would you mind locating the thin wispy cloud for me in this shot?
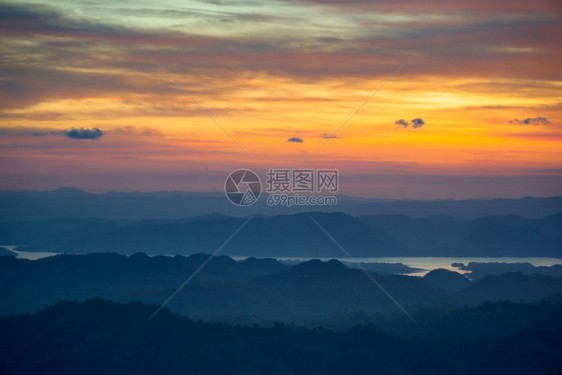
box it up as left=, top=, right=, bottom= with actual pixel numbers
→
left=509, top=117, right=550, bottom=125
left=321, top=133, right=341, bottom=139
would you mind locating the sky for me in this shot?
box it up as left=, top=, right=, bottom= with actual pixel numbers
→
left=0, top=0, right=561, bottom=199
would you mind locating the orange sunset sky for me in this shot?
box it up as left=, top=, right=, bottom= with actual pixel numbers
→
left=1, top=0, right=561, bottom=198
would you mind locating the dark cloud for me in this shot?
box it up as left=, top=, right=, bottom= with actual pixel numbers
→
left=395, top=118, right=425, bottom=129
left=321, top=133, right=340, bottom=139
left=509, top=117, right=550, bottom=125
left=63, top=128, right=104, bottom=140
left=411, top=118, right=425, bottom=128
left=394, top=119, right=409, bottom=128
left=287, top=137, right=304, bottom=143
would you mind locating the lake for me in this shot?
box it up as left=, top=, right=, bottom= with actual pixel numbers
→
left=234, top=256, right=562, bottom=276
left=5, top=247, right=562, bottom=276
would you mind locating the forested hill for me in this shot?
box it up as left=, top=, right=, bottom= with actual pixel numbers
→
left=3, top=254, right=562, bottom=324
left=1, top=299, right=561, bottom=375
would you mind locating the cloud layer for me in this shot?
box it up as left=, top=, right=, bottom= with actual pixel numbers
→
left=1, top=2, right=561, bottom=111
left=0, top=1, right=561, bottom=197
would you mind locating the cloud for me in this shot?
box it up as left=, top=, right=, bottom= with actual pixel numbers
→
left=394, top=119, right=409, bottom=128
left=509, top=117, right=550, bottom=125
left=395, top=118, right=425, bottom=129
left=411, top=118, right=425, bottom=128
left=63, top=128, right=104, bottom=140
left=287, top=137, right=304, bottom=143
left=321, top=133, right=340, bottom=139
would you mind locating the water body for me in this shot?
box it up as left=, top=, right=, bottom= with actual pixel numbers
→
left=5, top=248, right=562, bottom=277
left=237, top=256, right=562, bottom=276
left=1, top=246, right=59, bottom=261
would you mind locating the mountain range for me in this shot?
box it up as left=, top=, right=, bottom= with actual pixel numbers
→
left=3, top=253, right=562, bottom=324
left=2, top=211, right=561, bottom=257
left=2, top=188, right=562, bottom=221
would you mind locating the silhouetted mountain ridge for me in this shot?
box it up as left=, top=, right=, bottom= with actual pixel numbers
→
left=5, top=212, right=401, bottom=257
left=3, top=254, right=562, bottom=323
left=3, top=210, right=561, bottom=257
left=2, top=188, right=562, bottom=221
left=423, top=268, right=470, bottom=293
